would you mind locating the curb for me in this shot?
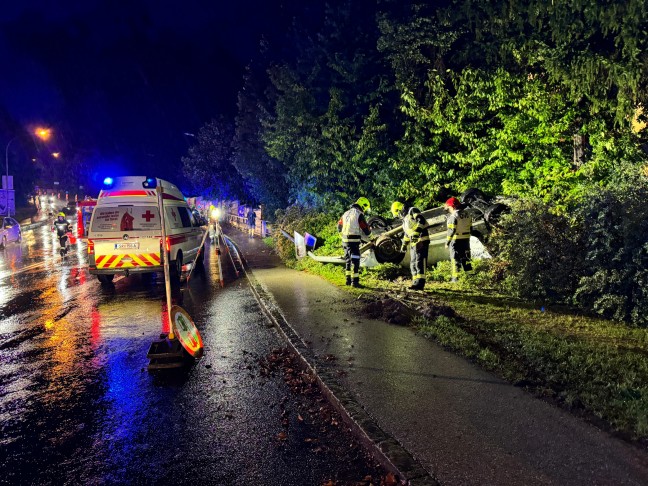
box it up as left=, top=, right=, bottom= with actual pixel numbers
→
left=229, top=237, right=439, bottom=486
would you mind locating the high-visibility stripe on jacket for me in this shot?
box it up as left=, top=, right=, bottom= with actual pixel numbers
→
left=447, top=209, right=472, bottom=241
left=402, top=213, right=429, bottom=244
left=337, top=205, right=370, bottom=243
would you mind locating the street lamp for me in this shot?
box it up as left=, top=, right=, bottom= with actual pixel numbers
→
left=35, top=127, right=52, bottom=141
left=4, top=137, right=16, bottom=216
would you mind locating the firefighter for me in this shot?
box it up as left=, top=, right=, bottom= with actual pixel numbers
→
left=390, top=201, right=406, bottom=219
left=444, top=197, right=473, bottom=282
left=401, top=207, right=429, bottom=290
left=52, top=212, right=72, bottom=254
left=337, top=197, right=371, bottom=288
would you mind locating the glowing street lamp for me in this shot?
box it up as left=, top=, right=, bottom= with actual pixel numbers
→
left=52, top=152, right=61, bottom=159
left=35, top=127, right=52, bottom=141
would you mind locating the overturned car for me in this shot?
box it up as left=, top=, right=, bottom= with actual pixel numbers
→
left=306, top=188, right=508, bottom=268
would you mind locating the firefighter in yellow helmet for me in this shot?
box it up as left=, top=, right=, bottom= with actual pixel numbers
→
left=444, top=197, right=473, bottom=282
left=390, top=201, right=405, bottom=219
left=401, top=207, right=430, bottom=290
left=337, top=197, right=371, bottom=287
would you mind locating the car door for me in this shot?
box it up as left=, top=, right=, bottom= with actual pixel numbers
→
left=3, top=218, right=17, bottom=242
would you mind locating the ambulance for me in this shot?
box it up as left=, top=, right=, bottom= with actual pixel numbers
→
left=87, top=176, right=205, bottom=284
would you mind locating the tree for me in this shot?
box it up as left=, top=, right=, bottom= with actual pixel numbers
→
left=182, top=118, right=245, bottom=201
left=376, top=0, right=648, bottom=208
left=233, top=62, right=290, bottom=219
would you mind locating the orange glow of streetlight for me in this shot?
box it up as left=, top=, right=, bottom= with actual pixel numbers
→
left=52, top=152, right=61, bottom=158
left=35, top=127, right=52, bottom=141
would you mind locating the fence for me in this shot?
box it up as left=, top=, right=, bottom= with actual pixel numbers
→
left=226, top=213, right=272, bottom=238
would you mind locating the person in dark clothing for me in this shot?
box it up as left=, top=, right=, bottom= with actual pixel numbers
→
left=52, top=212, right=72, bottom=254
left=444, top=197, right=473, bottom=282
left=337, top=197, right=371, bottom=288
left=401, top=207, right=430, bottom=290
left=246, top=209, right=256, bottom=237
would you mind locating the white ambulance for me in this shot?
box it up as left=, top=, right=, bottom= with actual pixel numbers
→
left=87, top=176, right=205, bottom=284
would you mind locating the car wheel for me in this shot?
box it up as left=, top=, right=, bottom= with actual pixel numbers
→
left=97, top=274, right=115, bottom=284
left=460, top=188, right=487, bottom=205
left=0, top=236, right=6, bottom=250
left=373, top=235, right=406, bottom=264
left=484, top=203, right=509, bottom=225
left=367, top=216, right=389, bottom=232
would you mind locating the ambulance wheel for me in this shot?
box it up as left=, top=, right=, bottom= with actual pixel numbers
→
left=171, top=252, right=183, bottom=279
left=97, top=274, right=114, bottom=284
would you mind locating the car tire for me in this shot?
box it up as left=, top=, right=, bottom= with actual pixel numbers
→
left=367, top=216, right=389, bottom=232
left=484, top=203, right=509, bottom=225
left=97, top=274, right=114, bottom=284
left=171, top=251, right=183, bottom=280
left=460, top=188, right=487, bottom=205
left=0, top=236, right=6, bottom=250
left=373, top=235, right=406, bottom=264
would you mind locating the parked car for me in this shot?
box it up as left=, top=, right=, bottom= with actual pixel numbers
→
left=0, top=216, right=22, bottom=249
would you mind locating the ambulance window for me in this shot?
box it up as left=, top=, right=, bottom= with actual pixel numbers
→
left=176, top=207, right=193, bottom=228
left=91, top=206, right=160, bottom=232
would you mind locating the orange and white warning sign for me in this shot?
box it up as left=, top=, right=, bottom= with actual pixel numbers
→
left=171, top=305, right=204, bottom=358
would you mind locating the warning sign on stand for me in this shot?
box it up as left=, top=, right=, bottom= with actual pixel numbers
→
left=171, top=305, right=204, bottom=358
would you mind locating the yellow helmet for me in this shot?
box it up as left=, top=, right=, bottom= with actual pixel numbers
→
left=58, top=212, right=65, bottom=218
left=390, top=201, right=404, bottom=217
left=355, top=197, right=370, bottom=213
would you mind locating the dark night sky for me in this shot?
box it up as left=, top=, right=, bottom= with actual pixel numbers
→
left=0, top=0, right=294, bottom=188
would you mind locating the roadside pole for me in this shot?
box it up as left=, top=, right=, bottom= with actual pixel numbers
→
left=186, top=224, right=209, bottom=285
left=216, top=222, right=224, bottom=287
left=157, top=184, right=175, bottom=340
left=147, top=180, right=204, bottom=369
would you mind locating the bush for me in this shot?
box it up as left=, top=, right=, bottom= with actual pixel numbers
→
left=272, top=204, right=339, bottom=264
left=488, top=199, right=584, bottom=302
left=573, top=187, right=648, bottom=327
left=487, top=185, right=648, bottom=327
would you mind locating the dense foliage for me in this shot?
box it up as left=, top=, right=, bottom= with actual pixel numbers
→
left=181, top=118, right=245, bottom=201
left=490, top=179, right=648, bottom=327
left=574, top=186, right=648, bottom=326
left=180, top=0, right=648, bottom=325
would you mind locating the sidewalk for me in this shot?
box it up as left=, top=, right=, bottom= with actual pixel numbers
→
left=226, top=227, right=648, bottom=486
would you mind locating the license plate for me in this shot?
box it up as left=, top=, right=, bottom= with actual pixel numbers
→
left=115, top=242, right=139, bottom=249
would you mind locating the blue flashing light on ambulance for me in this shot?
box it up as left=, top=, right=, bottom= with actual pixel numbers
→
left=87, top=176, right=205, bottom=284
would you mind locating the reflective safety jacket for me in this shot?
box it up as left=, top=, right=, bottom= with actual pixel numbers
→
left=337, top=204, right=370, bottom=243
left=53, top=219, right=71, bottom=237
left=446, top=208, right=472, bottom=241
left=402, top=212, right=429, bottom=245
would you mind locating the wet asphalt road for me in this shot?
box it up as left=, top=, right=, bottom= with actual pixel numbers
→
left=0, top=225, right=384, bottom=485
